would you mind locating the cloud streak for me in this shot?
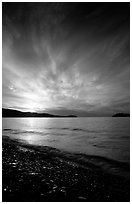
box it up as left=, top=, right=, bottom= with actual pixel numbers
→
left=2, top=3, right=130, bottom=116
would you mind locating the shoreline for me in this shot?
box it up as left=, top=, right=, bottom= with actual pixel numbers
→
left=2, top=136, right=130, bottom=202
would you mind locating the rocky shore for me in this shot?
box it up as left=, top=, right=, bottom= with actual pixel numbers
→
left=2, top=137, right=130, bottom=202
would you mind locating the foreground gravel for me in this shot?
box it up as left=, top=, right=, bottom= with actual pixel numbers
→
left=2, top=137, right=130, bottom=202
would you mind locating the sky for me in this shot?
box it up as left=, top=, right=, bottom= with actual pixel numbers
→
left=2, top=2, right=130, bottom=116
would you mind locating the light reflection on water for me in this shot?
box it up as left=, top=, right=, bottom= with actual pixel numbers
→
left=2, top=117, right=130, bottom=163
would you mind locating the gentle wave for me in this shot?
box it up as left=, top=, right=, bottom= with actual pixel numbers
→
left=2, top=136, right=130, bottom=180
left=3, top=127, right=101, bottom=134
left=3, top=129, right=68, bottom=138
left=3, top=127, right=128, bottom=134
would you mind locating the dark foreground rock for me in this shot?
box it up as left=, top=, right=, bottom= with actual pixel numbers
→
left=2, top=137, right=130, bottom=202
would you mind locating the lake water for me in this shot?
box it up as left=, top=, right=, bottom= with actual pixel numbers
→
left=2, top=117, right=130, bottom=163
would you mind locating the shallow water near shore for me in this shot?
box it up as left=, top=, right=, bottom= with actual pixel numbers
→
left=2, top=117, right=130, bottom=163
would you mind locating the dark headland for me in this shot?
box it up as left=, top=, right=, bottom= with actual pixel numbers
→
left=2, top=108, right=77, bottom=118
left=112, top=113, right=130, bottom=117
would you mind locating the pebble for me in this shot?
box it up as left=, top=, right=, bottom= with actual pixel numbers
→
left=53, top=185, right=57, bottom=189
left=78, top=196, right=87, bottom=200
left=48, top=191, right=52, bottom=194
left=29, top=172, right=36, bottom=175
left=60, top=189, right=66, bottom=193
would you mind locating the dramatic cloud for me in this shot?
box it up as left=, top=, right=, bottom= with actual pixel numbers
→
left=2, top=3, right=130, bottom=116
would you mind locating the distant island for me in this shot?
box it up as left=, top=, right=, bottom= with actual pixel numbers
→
left=112, top=113, right=130, bottom=117
left=2, top=108, right=77, bottom=118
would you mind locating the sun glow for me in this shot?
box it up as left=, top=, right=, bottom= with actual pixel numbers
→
left=25, top=101, right=40, bottom=113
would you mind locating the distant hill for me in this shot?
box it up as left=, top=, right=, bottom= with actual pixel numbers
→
left=112, top=113, right=130, bottom=117
left=2, top=108, right=77, bottom=118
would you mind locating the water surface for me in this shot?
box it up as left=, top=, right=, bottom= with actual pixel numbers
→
left=2, top=117, right=130, bottom=163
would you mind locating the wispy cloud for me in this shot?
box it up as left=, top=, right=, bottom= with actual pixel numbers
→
left=2, top=3, right=130, bottom=115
